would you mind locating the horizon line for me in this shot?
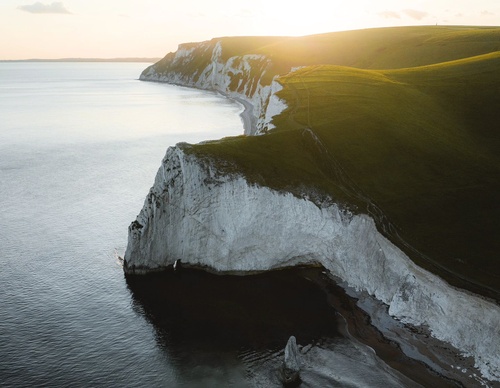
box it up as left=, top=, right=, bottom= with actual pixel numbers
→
left=0, top=57, right=161, bottom=63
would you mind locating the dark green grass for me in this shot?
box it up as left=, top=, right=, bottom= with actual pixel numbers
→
left=277, top=62, right=500, bottom=297
left=185, top=42, right=500, bottom=299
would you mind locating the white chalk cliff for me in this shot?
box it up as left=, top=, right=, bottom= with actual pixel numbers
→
left=128, top=40, right=500, bottom=383
left=139, top=40, right=286, bottom=134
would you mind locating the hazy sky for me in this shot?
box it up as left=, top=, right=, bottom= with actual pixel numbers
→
left=1, top=0, right=499, bottom=59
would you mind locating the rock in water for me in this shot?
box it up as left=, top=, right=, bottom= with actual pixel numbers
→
left=282, top=336, right=301, bottom=385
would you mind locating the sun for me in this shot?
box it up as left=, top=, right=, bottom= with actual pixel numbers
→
left=252, top=0, right=373, bottom=37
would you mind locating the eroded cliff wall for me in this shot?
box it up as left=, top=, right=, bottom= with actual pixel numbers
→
left=140, top=40, right=286, bottom=135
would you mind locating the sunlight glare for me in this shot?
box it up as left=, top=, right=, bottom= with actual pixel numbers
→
left=253, top=0, right=373, bottom=36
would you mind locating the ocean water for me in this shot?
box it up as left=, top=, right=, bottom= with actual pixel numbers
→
left=0, top=62, right=246, bottom=387
left=0, top=62, right=425, bottom=387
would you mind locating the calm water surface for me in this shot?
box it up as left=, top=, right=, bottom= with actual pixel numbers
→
left=0, top=62, right=417, bottom=387
left=0, top=62, right=247, bottom=387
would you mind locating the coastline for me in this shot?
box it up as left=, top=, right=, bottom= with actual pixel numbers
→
left=140, top=77, right=258, bottom=135
left=323, top=274, right=486, bottom=387
left=231, top=96, right=257, bottom=135
left=126, top=266, right=455, bottom=387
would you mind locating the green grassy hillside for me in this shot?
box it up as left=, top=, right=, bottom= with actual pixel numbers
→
left=182, top=26, right=500, bottom=300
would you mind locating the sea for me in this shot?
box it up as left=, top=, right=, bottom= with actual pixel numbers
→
left=0, top=62, right=443, bottom=387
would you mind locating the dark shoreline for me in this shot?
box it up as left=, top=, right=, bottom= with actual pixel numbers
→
left=126, top=266, right=472, bottom=387
left=306, top=269, right=465, bottom=387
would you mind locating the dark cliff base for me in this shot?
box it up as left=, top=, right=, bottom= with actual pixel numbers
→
left=126, top=267, right=462, bottom=387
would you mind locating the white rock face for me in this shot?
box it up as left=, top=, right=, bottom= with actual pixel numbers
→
left=139, top=40, right=287, bottom=135
left=125, top=145, right=500, bottom=383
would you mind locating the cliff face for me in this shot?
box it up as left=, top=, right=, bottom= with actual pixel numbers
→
left=124, top=145, right=500, bottom=382
left=140, top=40, right=286, bottom=135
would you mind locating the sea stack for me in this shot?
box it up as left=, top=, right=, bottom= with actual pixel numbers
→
left=282, top=336, right=301, bottom=385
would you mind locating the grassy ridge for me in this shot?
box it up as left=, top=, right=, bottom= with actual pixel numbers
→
left=254, top=26, right=500, bottom=74
left=184, top=26, right=500, bottom=299
left=148, top=26, right=500, bottom=87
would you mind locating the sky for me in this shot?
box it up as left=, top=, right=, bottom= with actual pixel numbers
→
left=0, top=0, right=499, bottom=60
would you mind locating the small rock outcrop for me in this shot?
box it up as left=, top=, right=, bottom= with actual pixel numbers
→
left=282, top=336, right=301, bottom=385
